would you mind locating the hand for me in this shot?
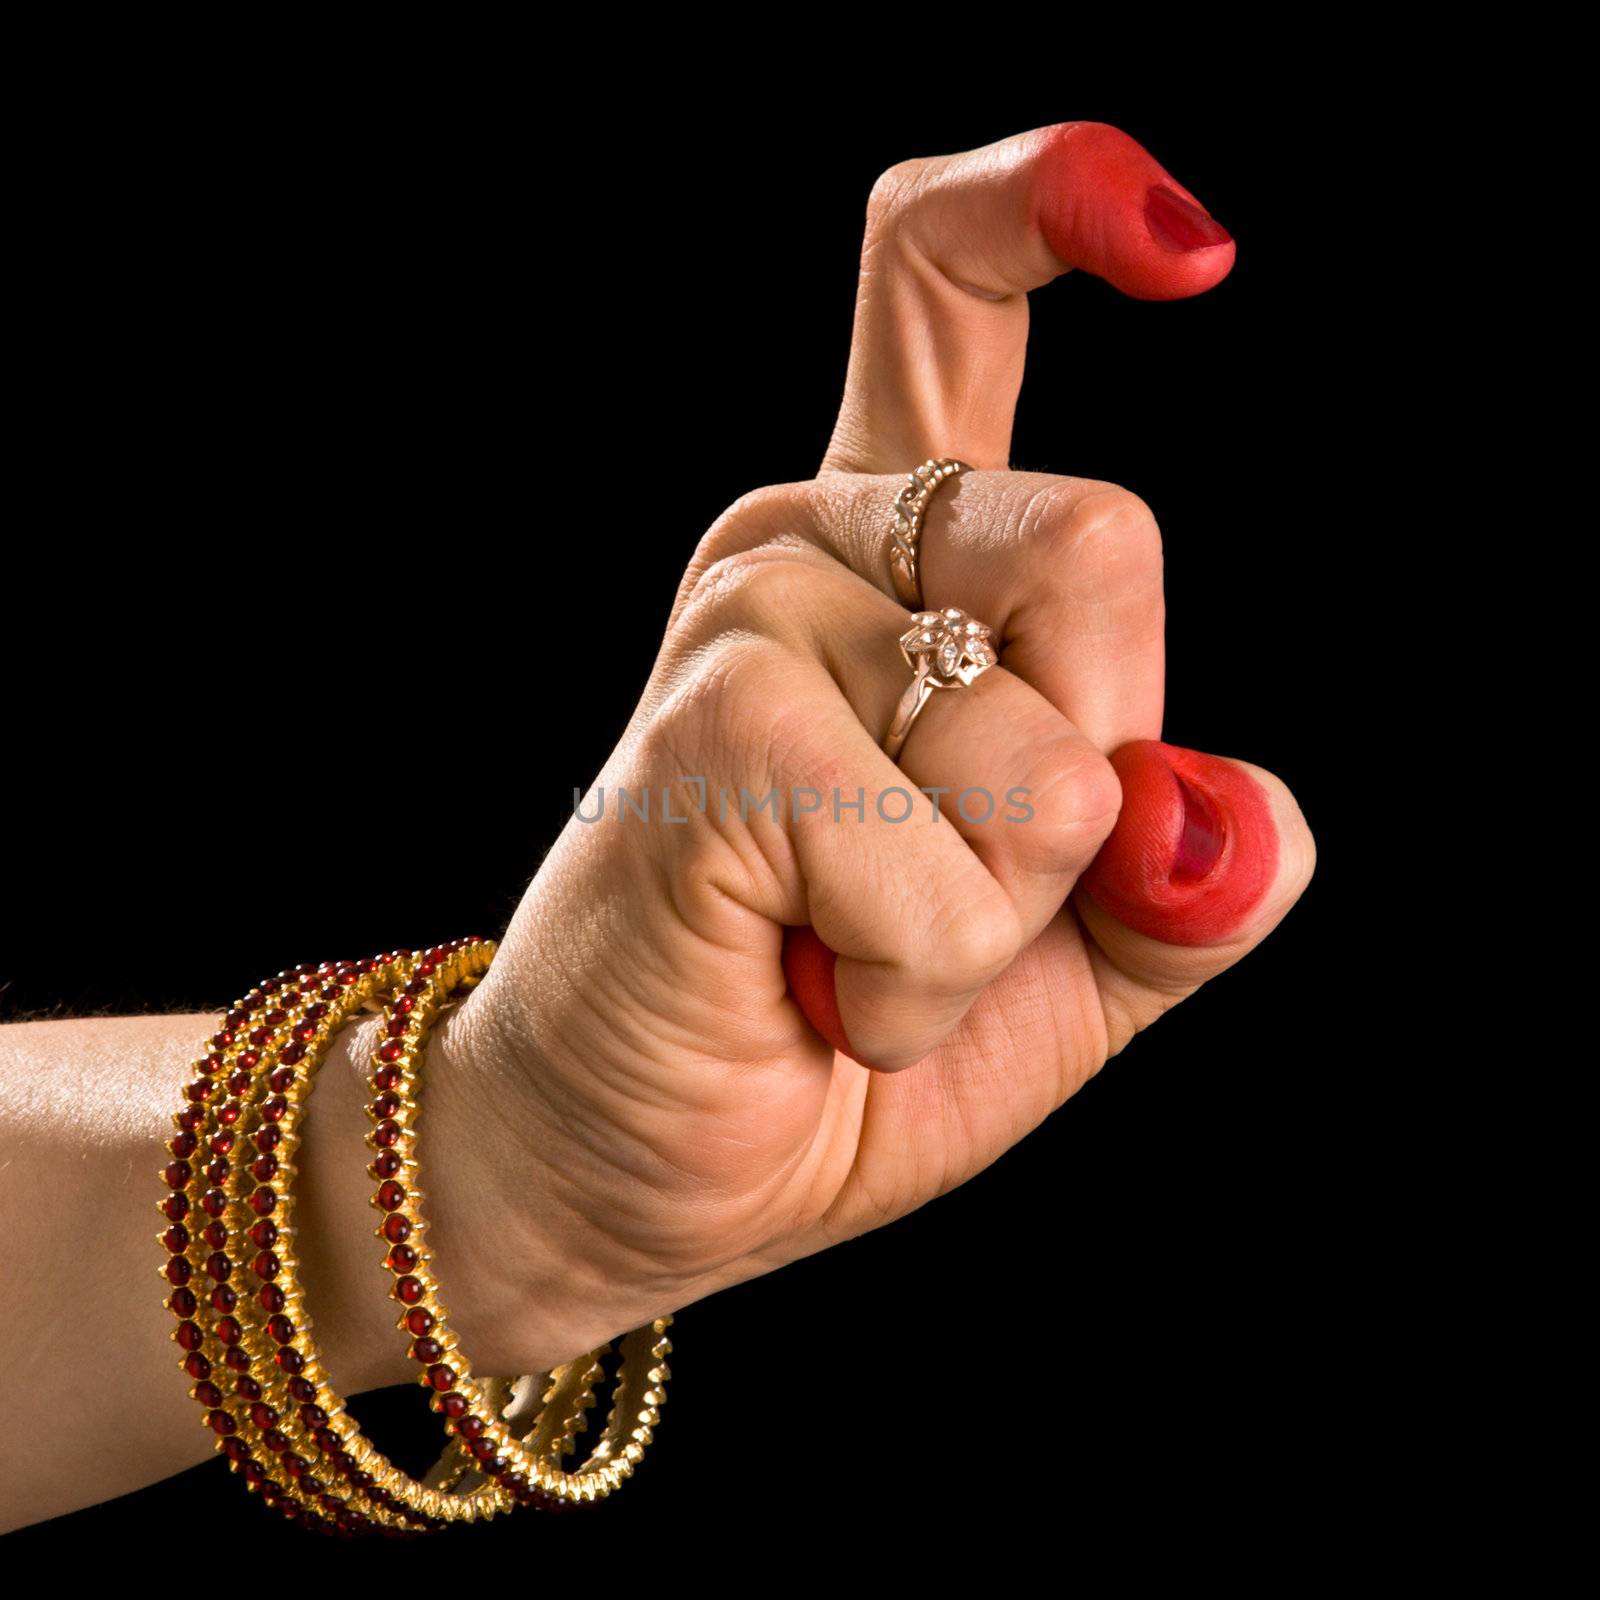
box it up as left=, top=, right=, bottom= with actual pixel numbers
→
left=427, top=120, right=1316, bottom=1376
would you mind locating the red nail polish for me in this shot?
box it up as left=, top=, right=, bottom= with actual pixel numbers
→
left=1172, top=774, right=1225, bottom=882
left=1144, top=183, right=1232, bottom=252
left=1079, top=741, right=1277, bottom=946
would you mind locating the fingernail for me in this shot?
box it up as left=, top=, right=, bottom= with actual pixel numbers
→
left=782, top=926, right=869, bottom=1064
left=1079, top=740, right=1276, bottom=947
left=1145, top=183, right=1233, bottom=252
left=1172, top=774, right=1225, bottom=881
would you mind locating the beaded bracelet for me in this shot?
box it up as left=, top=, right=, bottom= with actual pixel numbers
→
left=426, top=1327, right=674, bottom=1507
left=239, top=948, right=493, bottom=1531
left=159, top=952, right=423, bottom=1534
left=363, top=938, right=672, bottom=1510
left=162, top=946, right=539, bottom=1533
left=160, top=938, right=673, bottom=1535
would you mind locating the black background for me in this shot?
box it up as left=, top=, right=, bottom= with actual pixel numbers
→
left=4, top=73, right=1422, bottom=1571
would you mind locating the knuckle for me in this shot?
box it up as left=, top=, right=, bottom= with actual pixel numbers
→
left=675, top=546, right=824, bottom=643
left=1074, top=750, right=1126, bottom=838
left=677, top=483, right=815, bottom=626
left=646, top=636, right=798, bottom=775
left=1017, top=481, right=1164, bottom=613
left=865, top=157, right=931, bottom=230
left=1073, top=485, right=1162, bottom=552
left=1017, top=739, right=1124, bottom=859
left=1021, top=480, right=1162, bottom=563
left=703, top=481, right=807, bottom=556
left=926, top=885, right=1022, bottom=992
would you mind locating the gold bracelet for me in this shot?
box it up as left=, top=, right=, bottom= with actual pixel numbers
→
left=161, top=939, right=672, bottom=1534
left=162, top=947, right=525, bottom=1532
left=364, top=937, right=672, bottom=1509
left=160, top=951, right=432, bottom=1534
left=237, top=947, right=515, bottom=1531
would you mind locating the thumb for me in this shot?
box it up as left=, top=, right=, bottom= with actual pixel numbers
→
left=1075, top=740, right=1316, bottom=1036
left=782, top=744, right=1313, bottom=1062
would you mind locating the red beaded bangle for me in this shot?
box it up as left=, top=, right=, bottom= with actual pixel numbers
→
left=364, top=937, right=673, bottom=1510
left=161, top=949, right=492, bottom=1533
left=223, top=950, right=450, bottom=1533
left=160, top=937, right=673, bottom=1534
left=159, top=953, right=427, bottom=1535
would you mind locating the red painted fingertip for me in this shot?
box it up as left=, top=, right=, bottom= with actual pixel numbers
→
left=782, top=925, right=870, bottom=1065
left=1033, top=121, right=1236, bottom=302
left=1079, top=741, right=1278, bottom=946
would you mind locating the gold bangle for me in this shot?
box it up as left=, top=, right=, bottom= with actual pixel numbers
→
left=364, top=937, right=672, bottom=1509
left=161, top=938, right=672, bottom=1533
left=160, top=950, right=432, bottom=1534
left=233, top=946, right=523, bottom=1530
left=256, top=952, right=500, bottom=1529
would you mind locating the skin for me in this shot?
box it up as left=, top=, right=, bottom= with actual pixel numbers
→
left=0, top=119, right=1315, bottom=1530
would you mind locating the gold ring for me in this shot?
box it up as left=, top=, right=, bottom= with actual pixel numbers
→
left=888, top=458, right=969, bottom=609
left=883, top=607, right=997, bottom=764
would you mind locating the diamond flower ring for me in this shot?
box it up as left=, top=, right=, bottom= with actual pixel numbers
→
left=882, top=607, right=998, bottom=764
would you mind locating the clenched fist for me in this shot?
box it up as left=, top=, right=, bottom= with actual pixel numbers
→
left=416, top=119, right=1316, bottom=1378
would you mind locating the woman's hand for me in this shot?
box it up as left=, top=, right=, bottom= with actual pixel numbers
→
left=430, top=121, right=1316, bottom=1376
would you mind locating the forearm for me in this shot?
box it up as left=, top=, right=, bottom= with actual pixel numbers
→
left=0, top=1009, right=392, bottom=1528
left=0, top=995, right=596, bottom=1532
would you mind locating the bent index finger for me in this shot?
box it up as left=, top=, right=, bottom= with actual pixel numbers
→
left=824, top=121, right=1236, bottom=476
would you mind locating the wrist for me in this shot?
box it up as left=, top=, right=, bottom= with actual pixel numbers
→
left=427, top=971, right=686, bottom=1376
left=296, top=967, right=626, bottom=1395
left=389, top=978, right=635, bottom=1378
left=291, top=1008, right=415, bottom=1395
